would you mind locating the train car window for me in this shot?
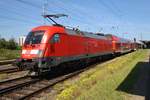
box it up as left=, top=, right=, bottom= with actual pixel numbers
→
left=51, top=34, right=60, bottom=43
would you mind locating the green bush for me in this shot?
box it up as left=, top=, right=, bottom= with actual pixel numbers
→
left=0, top=49, right=21, bottom=60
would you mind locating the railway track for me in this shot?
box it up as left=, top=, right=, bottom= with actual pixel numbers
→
left=0, top=75, right=40, bottom=99
left=0, top=59, right=15, bottom=65
left=0, top=59, right=19, bottom=74
left=0, top=52, right=128, bottom=100
left=0, top=67, right=20, bottom=74
left=0, top=68, right=85, bottom=100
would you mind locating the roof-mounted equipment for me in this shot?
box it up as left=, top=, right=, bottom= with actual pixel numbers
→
left=42, top=14, right=68, bottom=27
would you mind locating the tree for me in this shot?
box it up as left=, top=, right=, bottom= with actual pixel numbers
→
left=7, top=38, right=18, bottom=50
left=0, top=37, right=19, bottom=50
left=0, top=38, right=7, bottom=48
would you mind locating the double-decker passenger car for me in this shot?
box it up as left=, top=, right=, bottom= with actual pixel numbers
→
left=105, top=34, right=135, bottom=54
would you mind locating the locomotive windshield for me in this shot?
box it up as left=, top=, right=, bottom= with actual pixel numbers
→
left=24, top=31, right=44, bottom=45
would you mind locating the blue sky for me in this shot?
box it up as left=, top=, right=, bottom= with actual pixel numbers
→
left=0, top=0, right=150, bottom=41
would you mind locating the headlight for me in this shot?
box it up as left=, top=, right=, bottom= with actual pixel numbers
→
left=22, top=50, right=26, bottom=54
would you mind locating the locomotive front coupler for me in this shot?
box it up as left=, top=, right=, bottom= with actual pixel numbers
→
left=29, top=58, right=54, bottom=76
left=15, top=58, right=53, bottom=75
left=15, top=58, right=38, bottom=70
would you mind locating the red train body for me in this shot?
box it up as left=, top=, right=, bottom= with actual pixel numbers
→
left=106, top=34, right=135, bottom=54
left=16, top=25, right=136, bottom=75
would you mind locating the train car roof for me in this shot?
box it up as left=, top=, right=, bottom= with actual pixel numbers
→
left=105, top=34, right=120, bottom=41
left=65, top=28, right=107, bottom=39
left=31, top=25, right=108, bottom=40
left=31, top=25, right=65, bottom=31
left=105, top=34, right=133, bottom=43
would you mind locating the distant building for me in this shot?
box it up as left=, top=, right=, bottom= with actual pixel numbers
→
left=18, top=36, right=26, bottom=46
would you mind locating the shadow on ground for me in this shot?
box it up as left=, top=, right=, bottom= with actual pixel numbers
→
left=117, top=61, right=150, bottom=100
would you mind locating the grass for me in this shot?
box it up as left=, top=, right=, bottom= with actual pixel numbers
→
left=55, top=49, right=149, bottom=100
left=0, top=49, right=21, bottom=60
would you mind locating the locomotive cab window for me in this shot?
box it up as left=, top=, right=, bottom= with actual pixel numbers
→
left=24, top=31, right=44, bottom=45
left=51, top=34, right=60, bottom=43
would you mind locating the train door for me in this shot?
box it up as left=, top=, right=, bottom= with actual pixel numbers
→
left=50, top=33, right=68, bottom=56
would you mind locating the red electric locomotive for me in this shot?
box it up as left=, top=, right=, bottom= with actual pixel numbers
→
left=16, top=25, right=114, bottom=76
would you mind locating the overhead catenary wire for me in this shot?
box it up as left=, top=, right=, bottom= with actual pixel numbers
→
left=0, top=7, right=41, bottom=24
left=97, top=0, right=122, bottom=19
left=16, top=0, right=41, bottom=9
left=48, top=0, right=101, bottom=30
left=100, top=0, right=134, bottom=37
left=51, top=0, right=124, bottom=33
left=4, top=0, right=103, bottom=30
left=108, top=0, right=123, bottom=16
left=0, top=13, right=40, bottom=25
left=1, top=0, right=129, bottom=35
left=50, top=0, right=94, bottom=27
left=0, top=1, right=43, bottom=25
left=95, top=0, right=129, bottom=36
